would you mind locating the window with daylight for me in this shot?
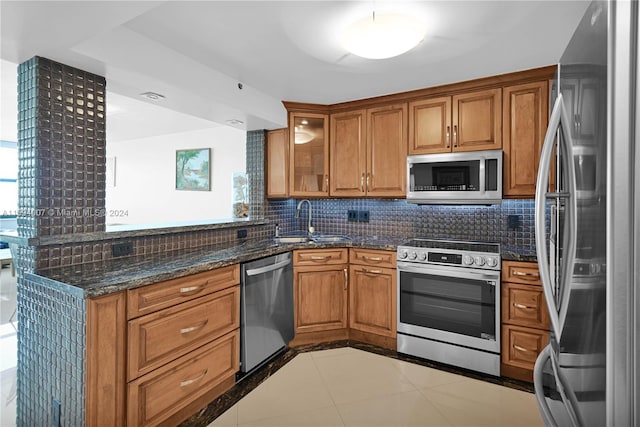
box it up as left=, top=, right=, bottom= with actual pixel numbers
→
left=0, top=141, right=18, bottom=218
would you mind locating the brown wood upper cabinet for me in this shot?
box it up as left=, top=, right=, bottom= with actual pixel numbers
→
left=409, top=88, right=502, bottom=154
left=289, top=112, right=329, bottom=197
left=266, top=128, right=288, bottom=198
left=503, top=81, right=549, bottom=198
left=330, top=104, right=407, bottom=197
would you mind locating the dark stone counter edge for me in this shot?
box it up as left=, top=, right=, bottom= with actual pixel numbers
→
left=28, top=238, right=538, bottom=299
left=180, top=340, right=535, bottom=427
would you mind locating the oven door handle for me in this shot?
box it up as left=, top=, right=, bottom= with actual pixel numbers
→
left=397, top=263, right=499, bottom=282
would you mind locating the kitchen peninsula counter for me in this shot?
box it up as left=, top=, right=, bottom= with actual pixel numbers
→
left=27, top=236, right=403, bottom=298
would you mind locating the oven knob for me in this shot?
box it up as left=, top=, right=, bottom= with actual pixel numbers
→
left=474, top=256, right=486, bottom=266
left=463, top=255, right=474, bottom=265
left=409, top=251, right=418, bottom=260
left=486, top=257, right=498, bottom=268
left=398, top=250, right=408, bottom=259
left=418, top=252, right=427, bottom=261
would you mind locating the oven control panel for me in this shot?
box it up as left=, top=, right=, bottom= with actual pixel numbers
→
left=397, top=239, right=501, bottom=271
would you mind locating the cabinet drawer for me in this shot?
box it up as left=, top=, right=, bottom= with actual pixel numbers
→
left=349, top=248, right=396, bottom=268
left=128, top=286, right=239, bottom=380
left=501, top=324, right=549, bottom=370
left=128, top=264, right=240, bottom=319
left=502, top=282, right=550, bottom=329
left=502, top=261, right=541, bottom=285
left=294, top=248, right=348, bottom=266
left=127, top=330, right=239, bottom=427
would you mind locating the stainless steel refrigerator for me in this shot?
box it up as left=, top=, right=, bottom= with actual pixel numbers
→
left=533, top=1, right=638, bottom=425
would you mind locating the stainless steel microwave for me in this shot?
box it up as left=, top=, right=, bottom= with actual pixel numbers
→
left=407, top=150, right=503, bottom=204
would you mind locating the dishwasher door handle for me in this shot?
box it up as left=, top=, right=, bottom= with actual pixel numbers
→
left=245, top=259, right=292, bottom=276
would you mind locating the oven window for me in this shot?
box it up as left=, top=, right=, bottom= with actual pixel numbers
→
left=399, top=271, right=496, bottom=339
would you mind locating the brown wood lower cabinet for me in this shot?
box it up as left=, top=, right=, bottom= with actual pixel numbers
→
left=292, top=249, right=349, bottom=345
left=348, top=248, right=397, bottom=349
left=85, top=264, right=241, bottom=426
left=290, top=248, right=397, bottom=349
left=127, top=330, right=239, bottom=427
left=500, top=260, right=549, bottom=382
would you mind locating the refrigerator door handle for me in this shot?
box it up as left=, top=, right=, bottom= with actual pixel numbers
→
left=535, top=93, right=578, bottom=339
left=534, top=345, right=583, bottom=427
left=534, top=345, right=560, bottom=427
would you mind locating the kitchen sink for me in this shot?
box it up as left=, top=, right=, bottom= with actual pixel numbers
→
left=273, top=236, right=309, bottom=244
left=272, top=234, right=351, bottom=244
left=311, top=235, right=351, bottom=243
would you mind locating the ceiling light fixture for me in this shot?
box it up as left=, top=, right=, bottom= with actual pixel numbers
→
left=340, top=11, right=425, bottom=59
left=140, top=91, right=166, bottom=101
left=226, top=119, right=245, bottom=126
left=294, top=131, right=314, bottom=144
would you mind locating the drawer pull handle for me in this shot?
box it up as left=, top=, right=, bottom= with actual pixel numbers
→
left=180, top=369, right=208, bottom=387
left=513, top=303, right=536, bottom=310
left=180, top=320, right=208, bottom=335
left=511, top=270, right=540, bottom=279
left=310, top=255, right=330, bottom=261
left=363, top=268, right=383, bottom=275
left=179, top=284, right=205, bottom=296
left=363, top=256, right=383, bottom=262
left=513, top=344, right=534, bottom=353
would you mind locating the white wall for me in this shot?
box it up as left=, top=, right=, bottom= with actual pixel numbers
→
left=106, top=126, right=246, bottom=226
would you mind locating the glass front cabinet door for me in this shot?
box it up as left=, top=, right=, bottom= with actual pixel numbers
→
left=289, top=112, right=329, bottom=197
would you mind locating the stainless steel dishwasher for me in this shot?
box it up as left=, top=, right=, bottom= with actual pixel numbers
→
left=239, top=252, right=294, bottom=378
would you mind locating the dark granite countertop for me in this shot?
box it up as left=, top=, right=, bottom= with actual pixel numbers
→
left=500, top=245, right=538, bottom=263
left=28, top=236, right=403, bottom=298
left=27, top=235, right=537, bottom=299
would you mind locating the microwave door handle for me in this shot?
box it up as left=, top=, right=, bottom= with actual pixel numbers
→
left=535, top=94, right=566, bottom=338
left=479, top=157, right=486, bottom=193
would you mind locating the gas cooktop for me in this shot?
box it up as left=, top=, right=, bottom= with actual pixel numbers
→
left=397, top=238, right=501, bottom=270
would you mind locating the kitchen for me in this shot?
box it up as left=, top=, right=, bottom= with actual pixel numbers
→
left=0, top=1, right=637, bottom=426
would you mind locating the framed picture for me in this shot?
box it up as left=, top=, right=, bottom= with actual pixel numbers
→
left=176, top=148, right=211, bottom=191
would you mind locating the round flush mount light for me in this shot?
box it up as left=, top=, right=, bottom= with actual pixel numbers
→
left=340, top=11, right=425, bottom=59
left=294, top=131, right=314, bottom=144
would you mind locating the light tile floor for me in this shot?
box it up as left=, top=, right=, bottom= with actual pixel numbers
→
left=209, top=347, right=543, bottom=427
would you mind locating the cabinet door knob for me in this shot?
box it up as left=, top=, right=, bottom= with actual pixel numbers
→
left=512, top=270, right=540, bottom=279
left=513, top=344, right=534, bottom=353
left=361, top=173, right=365, bottom=192
left=446, top=126, right=451, bottom=148
left=180, top=320, right=208, bottom=335
left=343, top=268, right=348, bottom=290
left=179, top=284, right=205, bottom=296
left=366, top=173, right=370, bottom=192
left=179, top=369, right=208, bottom=387
left=513, top=302, right=535, bottom=310
left=453, top=125, right=458, bottom=147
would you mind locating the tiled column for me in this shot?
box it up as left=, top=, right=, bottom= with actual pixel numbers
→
left=15, top=56, right=106, bottom=426
left=17, top=56, right=107, bottom=240
left=246, top=130, right=265, bottom=219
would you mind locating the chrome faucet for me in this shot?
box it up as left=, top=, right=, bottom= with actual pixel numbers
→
left=295, top=199, right=314, bottom=236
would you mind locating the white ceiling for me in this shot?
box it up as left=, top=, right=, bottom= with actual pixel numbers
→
left=0, top=1, right=590, bottom=132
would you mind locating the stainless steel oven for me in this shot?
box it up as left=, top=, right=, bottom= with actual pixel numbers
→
left=397, top=239, right=501, bottom=376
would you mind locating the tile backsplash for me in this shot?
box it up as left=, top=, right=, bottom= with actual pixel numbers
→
left=266, top=198, right=536, bottom=254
